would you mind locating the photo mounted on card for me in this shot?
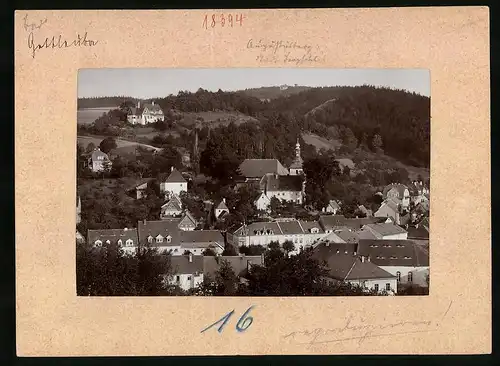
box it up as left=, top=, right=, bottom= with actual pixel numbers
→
left=15, top=7, right=490, bottom=356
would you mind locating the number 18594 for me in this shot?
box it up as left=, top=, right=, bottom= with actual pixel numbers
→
left=203, top=13, right=244, bottom=29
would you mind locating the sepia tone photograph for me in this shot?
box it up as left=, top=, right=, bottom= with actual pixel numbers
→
left=76, top=68, right=430, bottom=297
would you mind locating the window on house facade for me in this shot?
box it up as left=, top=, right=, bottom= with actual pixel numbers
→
left=94, top=240, right=102, bottom=247
left=166, top=235, right=172, bottom=243
left=374, top=284, right=379, bottom=292
left=118, top=239, right=123, bottom=246
left=187, top=276, right=192, bottom=281
left=386, top=283, right=391, bottom=291
left=156, top=235, right=163, bottom=243
left=176, top=276, right=180, bottom=282
left=126, top=239, right=133, bottom=247
left=396, top=271, right=401, bottom=282
left=408, top=271, right=413, bottom=282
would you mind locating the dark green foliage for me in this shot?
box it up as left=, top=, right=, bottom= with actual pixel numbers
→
left=99, top=137, right=118, bottom=153
left=76, top=242, right=171, bottom=296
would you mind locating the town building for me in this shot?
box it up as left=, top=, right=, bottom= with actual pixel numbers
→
left=87, top=228, right=139, bottom=255
left=383, top=183, right=410, bottom=209
left=408, top=181, right=430, bottom=205
left=138, top=219, right=223, bottom=256
left=260, top=173, right=305, bottom=205
left=322, top=200, right=341, bottom=214
left=128, top=178, right=154, bottom=200
left=165, top=253, right=204, bottom=291
left=160, top=194, right=183, bottom=219
left=127, top=101, right=165, bottom=125
left=214, top=198, right=230, bottom=219
left=160, top=167, right=188, bottom=198
left=86, top=147, right=112, bottom=173
left=357, top=239, right=429, bottom=287
left=254, top=192, right=271, bottom=212
left=374, top=198, right=401, bottom=224
left=312, top=242, right=397, bottom=294
left=228, top=219, right=326, bottom=253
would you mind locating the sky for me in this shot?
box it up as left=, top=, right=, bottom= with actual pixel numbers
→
left=78, top=68, right=430, bottom=98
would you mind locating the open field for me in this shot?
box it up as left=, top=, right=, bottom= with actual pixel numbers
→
left=77, top=107, right=119, bottom=124
left=77, top=135, right=162, bottom=152
left=302, top=132, right=342, bottom=151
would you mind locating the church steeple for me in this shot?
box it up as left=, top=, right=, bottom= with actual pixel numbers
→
left=289, top=137, right=303, bottom=175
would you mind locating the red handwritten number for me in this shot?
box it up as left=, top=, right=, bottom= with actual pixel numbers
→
left=236, top=14, right=244, bottom=26
left=211, top=14, right=216, bottom=28
left=228, top=14, right=233, bottom=27
left=202, top=15, right=208, bottom=29
left=220, top=14, right=225, bottom=27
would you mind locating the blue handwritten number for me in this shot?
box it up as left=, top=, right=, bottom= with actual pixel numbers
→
left=201, top=306, right=255, bottom=334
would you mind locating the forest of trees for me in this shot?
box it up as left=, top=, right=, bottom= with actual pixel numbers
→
left=79, top=85, right=430, bottom=168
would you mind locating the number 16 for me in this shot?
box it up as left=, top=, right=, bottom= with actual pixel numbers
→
left=201, top=306, right=255, bottom=334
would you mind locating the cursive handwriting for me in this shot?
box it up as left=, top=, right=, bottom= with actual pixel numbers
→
left=247, top=38, right=325, bottom=65
left=28, top=31, right=98, bottom=59
left=283, top=300, right=453, bottom=348
left=23, top=14, right=47, bottom=33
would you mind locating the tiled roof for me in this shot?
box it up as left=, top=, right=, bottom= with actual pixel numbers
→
left=327, top=200, right=341, bottom=210
left=357, top=239, right=429, bottom=267
left=142, top=103, right=163, bottom=114
left=299, top=220, right=324, bottom=234
left=180, top=211, right=197, bottom=226
left=161, top=199, right=182, bottom=213
left=137, top=220, right=181, bottom=246
left=335, top=229, right=360, bottom=243
left=312, top=244, right=394, bottom=280
left=278, top=220, right=304, bottom=235
left=236, top=222, right=282, bottom=236
left=170, top=255, right=204, bottom=274
left=407, top=225, right=429, bottom=240
left=203, top=255, right=264, bottom=278
left=264, top=174, right=303, bottom=192
left=238, top=159, right=288, bottom=178
left=180, top=230, right=224, bottom=246
left=357, top=229, right=379, bottom=240
left=216, top=199, right=229, bottom=211
left=364, top=223, right=407, bottom=236
left=313, top=242, right=358, bottom=256
left=165, top=168, right=187, bottom=183
left=87, top=228, right=139, bottom=246
left=319, top=215, right=385, bottom=231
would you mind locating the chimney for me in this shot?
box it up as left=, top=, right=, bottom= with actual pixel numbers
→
left=188, top=252, right=193, bottom=263
left=274, top=173, right=278, bottom=179
left=361, top=256, right=365, bottom=263
left=171, top=166, right=174, bottom=172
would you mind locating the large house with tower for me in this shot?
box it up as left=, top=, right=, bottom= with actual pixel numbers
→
left=127, top=101, right=165, bottom=125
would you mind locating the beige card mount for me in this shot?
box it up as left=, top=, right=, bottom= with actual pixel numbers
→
left=15, top=7, right=490, bottom=356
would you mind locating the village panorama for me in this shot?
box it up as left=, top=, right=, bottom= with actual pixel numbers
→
left=76, top=69, right=430, bottom=297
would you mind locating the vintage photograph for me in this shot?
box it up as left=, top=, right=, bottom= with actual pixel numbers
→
left=76, top=68, right=430, bottom=297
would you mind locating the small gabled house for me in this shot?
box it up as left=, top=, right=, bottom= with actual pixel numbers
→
left=214, top=198, right=230, bottom=219
left=178, top=210, right=197, bottom=231
left=254, top=192, right=271, bottom=212
left=383, top=183, right=410, bottom=209
left=86, top=147, right=112, bottom=173
left=166, top=253, right=204, bottom=291
left=374, top=198, right=401, bottom=224
left=128, top=178, right=155, bottom=200
left=160, top=167, right=188, bottom=198
left=322, top=200, right=341, bottom=214
left=160, top=195, right=183, bottom=219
